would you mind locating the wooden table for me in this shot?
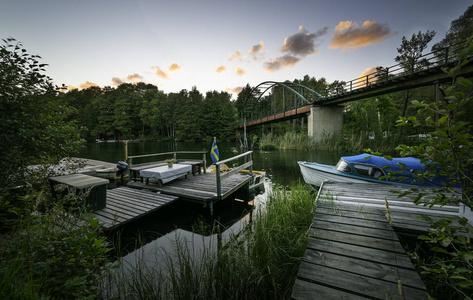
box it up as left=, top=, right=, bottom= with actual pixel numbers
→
left=139, top=164, right=192, bottom=186
left=49, top=173, right=109, bottom=210
left=179, top=160, right=203, bottom=176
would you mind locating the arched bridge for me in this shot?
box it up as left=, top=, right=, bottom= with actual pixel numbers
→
left=239, top=81, right=324, bottom=127
left=239, top=40, right=473, bottom=140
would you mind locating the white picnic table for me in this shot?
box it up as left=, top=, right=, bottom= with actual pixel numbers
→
left=139, top=163, right=192, bottom=186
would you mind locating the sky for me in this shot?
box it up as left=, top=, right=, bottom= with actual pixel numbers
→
left=1, top=0, right=471, bottom=97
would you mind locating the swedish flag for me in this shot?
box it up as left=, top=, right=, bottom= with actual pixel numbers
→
left=211, top=137, right=219, bottom=164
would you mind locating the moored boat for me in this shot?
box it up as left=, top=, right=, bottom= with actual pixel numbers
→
left=298, top=153, right=460, bottom=188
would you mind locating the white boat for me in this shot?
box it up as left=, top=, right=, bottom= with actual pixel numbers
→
left=298, top=153, right=461, bottom=189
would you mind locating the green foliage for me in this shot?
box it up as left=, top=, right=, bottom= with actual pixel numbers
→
left=0, top=38, right=84, bottom=192
left=0, top=192, right=113, bottom=299
left=393, top=40, right=473, bottom=299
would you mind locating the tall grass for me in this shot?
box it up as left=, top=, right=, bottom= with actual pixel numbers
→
left=258, top=131, right=413, bottom=154
left=103, top=183, right=316, bottom=299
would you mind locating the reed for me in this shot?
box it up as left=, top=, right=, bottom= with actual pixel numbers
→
left=103, top=183, right=316, bottom=299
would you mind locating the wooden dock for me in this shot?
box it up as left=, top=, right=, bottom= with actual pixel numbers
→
left=93, top=187, right=178, bottom=230
left=291, top=181, right=468, bottom=299
left=316, top=181, right=462, bottom=233
left=127, top=172, right=253, bottom=211
left=292, top=200, right=428, bottom=299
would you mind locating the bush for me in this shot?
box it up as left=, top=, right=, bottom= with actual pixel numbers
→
left=0, top=192, right=113, bottom=299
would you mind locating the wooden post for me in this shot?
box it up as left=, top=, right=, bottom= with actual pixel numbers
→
left=173, top=139, right=177, bottom=160
left=216, top=164, right=221, bottom=199
left=202, top=153, right=207, bottom=174
left=124, top=141, right=128, bottom=162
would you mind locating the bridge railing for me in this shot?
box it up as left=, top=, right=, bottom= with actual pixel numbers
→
left=318, top=40, right=471, bottom=99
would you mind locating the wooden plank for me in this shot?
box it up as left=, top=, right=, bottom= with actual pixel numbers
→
left=309, top=228, right=405, bottom=253
left=302, top=249, right=426, bottom=289
left=296, top=261, right=427, bottom=299
left=292, top=279, right=367, bottom=300
left=312, top=219, right=398, bottom=241
left=306, top=237, right=416, bottom=270
left=313, top=213, right=393, bottom=230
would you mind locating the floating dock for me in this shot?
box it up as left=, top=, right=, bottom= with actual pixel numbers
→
left=292, top=201, right=428, bottom=299
left=291, top=181, right=467, bottom=299
left=127, top=172, right=253, bottom=213
left=93, top=187, right=179, bottom=230
left=316, top=181, right=463, bottom=233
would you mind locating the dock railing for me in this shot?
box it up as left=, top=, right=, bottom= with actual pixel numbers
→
left=127, top=151, right=208, bottom=172
left=215, top=151, right=253, bottom=199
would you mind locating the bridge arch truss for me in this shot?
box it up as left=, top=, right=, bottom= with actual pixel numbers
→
left=240, top=81, right=324, bottom=126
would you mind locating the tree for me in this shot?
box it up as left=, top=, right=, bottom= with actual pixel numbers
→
left=394, top=31, right=436, bottom=125
left=0, top=38, right=83, bottom=192
left=431, top=5, right=473, bottom=53
left=395, top=30, right=436, bottom=73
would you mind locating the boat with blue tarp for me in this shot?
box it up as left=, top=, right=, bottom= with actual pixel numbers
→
left=298, top=153, right=460, bottom=188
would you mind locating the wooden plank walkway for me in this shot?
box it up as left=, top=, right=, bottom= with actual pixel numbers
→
left=316, top=181, right=463, bottom=233
left=292, top=200, right=428, bottom=299
left=93, top=187, right=178, bottom=230
left=127, top=172, right=253, bottom=204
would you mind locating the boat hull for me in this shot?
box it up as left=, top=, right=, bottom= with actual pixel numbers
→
left=298, top=162, right=369, bottom=186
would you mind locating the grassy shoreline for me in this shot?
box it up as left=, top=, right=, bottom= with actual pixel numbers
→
left=258, top=131, right=413, bottom=154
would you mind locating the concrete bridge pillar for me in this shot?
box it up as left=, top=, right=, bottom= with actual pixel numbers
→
left=308, top=105, right=343, bottom=141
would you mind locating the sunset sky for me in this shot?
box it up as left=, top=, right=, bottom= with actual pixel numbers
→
left=1, top=0, right=471, bottom=96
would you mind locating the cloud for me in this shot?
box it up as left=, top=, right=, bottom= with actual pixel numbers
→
left=225, top=86, right=243, bottom=94
left=111, top=77, right=124, bottom=86
left=358, top=66, right=382, bottom=86
left=263, top=55, right=300, bottom=72
left=228, top=50, right=245, bottom=61
left=249, top=41, right=265, bottom=61
left=235, top=67, right=247, bottom=76
left=329, top=20, right=394, bottom=51
left=67, top=85, right=78, bottom=91
left=280, top=25, right=328, bottom=56
left=126, top=73, right=144, bottom=82
left=168, top=63, right=181, bottom=71
left=156, top=68, right=170, bottom=80
left=79, top=81, right=99, bottom=89
left=215, top=65, right=226, bottom=74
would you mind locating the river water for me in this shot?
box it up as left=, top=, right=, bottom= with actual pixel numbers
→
left=77, top=141, right=345, bottom=293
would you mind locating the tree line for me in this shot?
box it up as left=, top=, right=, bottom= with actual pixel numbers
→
left=61, top=84, right=238, bottom=142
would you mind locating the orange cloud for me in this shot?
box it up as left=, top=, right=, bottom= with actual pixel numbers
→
left=228, top=50, right=245, bottom=61
left=168, top=63, right=181, bottom=71
left=235, top=67, right=247, bottom=76
left=225, top=86, right=243, bottom=94
left=263, top=55, right=300, bottom=72
left=156, top=68, right=170, bottom=80
left=329, top=20, right=394, bottom=51
left=79, top=81, right=99, bottom=89
left=249, top=41, right=265, bottom=61
left=126, top=73, right=143, bottom=82
left=215, top=65, right=226, bottom=74
left=358, top=66, right=382, bottom=87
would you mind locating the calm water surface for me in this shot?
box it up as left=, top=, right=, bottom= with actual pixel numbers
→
left=77, top=142, right=345, bottom=286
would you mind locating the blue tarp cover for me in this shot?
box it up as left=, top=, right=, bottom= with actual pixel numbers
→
left=341, top=153, right=456, bottom=187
